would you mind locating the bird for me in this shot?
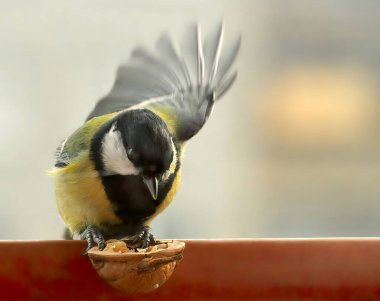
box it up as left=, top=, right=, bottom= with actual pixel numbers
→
left=49, top=22, right=241, bottom=253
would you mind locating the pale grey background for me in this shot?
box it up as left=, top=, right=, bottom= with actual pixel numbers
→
left=0, top=0, right=379, bottom=240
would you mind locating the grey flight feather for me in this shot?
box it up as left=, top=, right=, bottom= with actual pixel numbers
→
left=86, top=22, right=241, bottom=141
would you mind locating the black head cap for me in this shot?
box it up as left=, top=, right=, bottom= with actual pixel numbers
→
left=115, top=109, right=174, bottom=177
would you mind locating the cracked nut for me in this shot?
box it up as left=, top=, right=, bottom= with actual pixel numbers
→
left=88, top=240, right=185, bottom=294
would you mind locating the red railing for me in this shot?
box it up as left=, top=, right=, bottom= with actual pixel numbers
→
left=1, top=239, right=380, bottom=300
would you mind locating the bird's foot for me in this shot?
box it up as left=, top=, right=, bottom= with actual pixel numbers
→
left=80, top=225, right=106, bottom=255
left=126, top=226, right=156, bottom=249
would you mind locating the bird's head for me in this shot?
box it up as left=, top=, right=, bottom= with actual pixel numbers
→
left=91, top=109, right=175, bottom=200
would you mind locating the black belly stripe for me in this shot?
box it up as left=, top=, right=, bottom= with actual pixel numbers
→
left=100, top=142, right=181, bottom=225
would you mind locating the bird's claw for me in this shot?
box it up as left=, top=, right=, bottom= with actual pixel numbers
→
left=127, top=226, right=156, bottom=249
left=80, top=225, right=106, bottom=255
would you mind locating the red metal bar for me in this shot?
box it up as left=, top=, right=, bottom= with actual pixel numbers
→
left=0, top=239, right=379, bottom=300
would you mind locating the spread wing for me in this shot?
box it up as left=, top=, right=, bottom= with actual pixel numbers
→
left=87, top=22, right=241, bottom=141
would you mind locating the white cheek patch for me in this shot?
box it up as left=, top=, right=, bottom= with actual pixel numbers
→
left=101, top=123, right=139, bottom=176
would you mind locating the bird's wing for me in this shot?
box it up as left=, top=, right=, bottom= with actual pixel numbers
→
left=87, top=22, right=241, bottom=141
left=55, top=113, right=117, bottom=167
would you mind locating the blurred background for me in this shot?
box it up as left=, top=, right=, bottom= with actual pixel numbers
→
left=0, top=0, right=380, bottom=239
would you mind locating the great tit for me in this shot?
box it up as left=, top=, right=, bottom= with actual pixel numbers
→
left=49, top=23, right=240, bottom=253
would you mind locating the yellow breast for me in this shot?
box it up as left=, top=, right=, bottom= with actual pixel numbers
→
left=48, top=152, right=122, bottom=234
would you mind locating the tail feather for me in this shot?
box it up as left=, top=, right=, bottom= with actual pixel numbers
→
left=181, top=23, right=206, bottom=99
left=215, top=70, right=238, bottom=100
left=196, top=24, right=205, bottom=97
left=203, top=22, right=224, bottom=89
left=156, top=34, right=192, bottom=91
left=215, top=34, right=241, bottom=86
left=87, top=22, right=241, bottom=129
left=131, top=47, right=182, bottom=92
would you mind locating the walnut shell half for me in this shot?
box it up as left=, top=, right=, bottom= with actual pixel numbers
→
left=88, top=240, right=185, bottom=294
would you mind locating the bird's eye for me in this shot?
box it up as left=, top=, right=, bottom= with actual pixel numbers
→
left=147, top=165, right=157, bottom=172
left=127, top=149, right=139, bottom=162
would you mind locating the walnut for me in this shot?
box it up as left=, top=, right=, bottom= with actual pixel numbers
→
left=88, top=240, right=185, bottom=294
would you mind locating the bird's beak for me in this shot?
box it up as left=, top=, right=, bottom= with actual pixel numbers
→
left=142, top=176, right=158, bottom=200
